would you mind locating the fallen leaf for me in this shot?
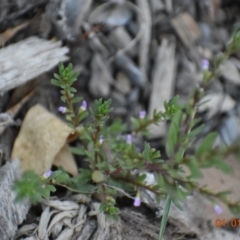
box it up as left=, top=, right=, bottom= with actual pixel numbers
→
left=11, top=104, right=77, bottom=175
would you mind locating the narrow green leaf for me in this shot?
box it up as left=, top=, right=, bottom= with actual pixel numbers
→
left=78, top=111, right=89, bottom=122
left=172, top=198, right=183, bottom=211
left=158, top=195, right=172, bottom=240
left=166, top=110, right=182, bottom=158
left=196, top=132, right=218, bottom=157
left=188, top=125, right=204, bottom=138
left=69, top=87, right=77, bottom=93
left=61, top=96, right=66, bottom=103
left=216, top=161, right=233, bottom=174
left=175, top=148, right=185, bottom=164
left=187, top=157, right=202, bottom=178
left=72, top=97, right=83, bottom=103
left=51, top=79, right=62, bottom=87
left=142, top=142, right=151, bottom=160
left=53, top=73, right=61, bottom=80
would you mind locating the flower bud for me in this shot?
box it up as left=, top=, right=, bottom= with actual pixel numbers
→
left=58, top=106, right=67, bottom=113
left=139, top=111, right=146, bottom=119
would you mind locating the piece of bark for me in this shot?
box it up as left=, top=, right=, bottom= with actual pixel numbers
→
left=148, top=38, right=176, bottom=138
left=0, top=160, right=30, bottom=240
left=171, top=12, right=201, bottom=48
left=0, top=36, right=69, bottom=94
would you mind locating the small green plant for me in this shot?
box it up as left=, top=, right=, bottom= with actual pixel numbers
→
left=13, top=30, right=240, bottom=237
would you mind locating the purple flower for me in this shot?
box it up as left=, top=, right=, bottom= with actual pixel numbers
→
left=201, top=59, right=209, bottom=70
left=126, top=134, right=132, bottom=144
left=58, top=106, right=67, bottom=113
left=139, top=111, right=146, bottom=119
left=133, top=190, right=141, bottom=207
left=214, top=205, right=222, bottom=215
left=99, top=135, right=104, bottom=144
left=134, top=196, right=141, bottom=207
left=80, top=100, right=87, bottom=111
left=131, top=168, right=138, bottom=175
left=42, top=170, right=52, bottom=179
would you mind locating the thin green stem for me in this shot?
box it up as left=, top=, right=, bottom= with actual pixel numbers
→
left=159, top=195, right=172, bottom=240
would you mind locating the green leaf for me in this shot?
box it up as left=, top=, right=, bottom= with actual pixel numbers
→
left=172, top=198, right=183, bottom=211
left=49, top=170, right=62, bottom=180
left=61, top=95, right=66, bottom=103
left=159, top=195, right=172, bottom=240
left=58, top=62, right=64, bottom=72
left=188, top=125, right=205, bottom=138
left=175, top=148, right=185, bottom=164
left=196, top=132, right=218, bottom=157
left=166, top=110, right=182, bottom=158
left=72, top=97, right=83, bottom=103
left=92, top=171, right=105, bottom=183
left=78, top=111, right=89, bottom=122
left=70, top=146, right=86, bottom=156
left=142, top=142, right=151, bottom=160
left=51, top=79, right=62, bottom=87
left=228, top=205, right=240, bottom=215
left=74, top=183, right=96, bottom=193
left=187, top=157, right=202, bottom=178
left=55, top=172, right=72, bottom=184
left=131, top=117, right=140, bottom=129
left=69, top=87, right=77, bottom=93
left=216, top=161, right=233, bottom=174
left=73, top=169, right=92, bottom=185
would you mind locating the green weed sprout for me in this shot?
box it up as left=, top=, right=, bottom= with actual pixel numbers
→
left=13, top=30, right=240, bottom=237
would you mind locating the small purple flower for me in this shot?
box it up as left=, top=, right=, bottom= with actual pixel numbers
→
left=214, top=205, right=222, bottom=215
left=58, top=106, right=67, bottom=113
left=201, top=59, right=209, bottom=70
left=126, top=134, right=132, bottom=144
left=133, top=190, right=141, bottom=207
left=131, top=168, right=138, bottom=175
left=139, top=111, right=146, bottom=119
left=80, top=100, right=87, bottom=111
left=134, top=196, right=141, bottom=207
left=42, top=170, right=52, bottom=179
left=99, top=135, right=104, bottom=144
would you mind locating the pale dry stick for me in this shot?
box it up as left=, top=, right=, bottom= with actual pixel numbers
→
left=136, top=0, right=152, bottom=85
left=165, top=0, right=173, bottom=13
left=73, top=0, right=93, bottom=36
left=104, top=184, right=135, bottom=200
left=107, top=2, right=145, bottom=64
left=0, top=90, right=35, bottom=134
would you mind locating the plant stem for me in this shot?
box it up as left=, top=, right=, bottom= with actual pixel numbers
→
left=159, top=194, right=172, bottom=240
